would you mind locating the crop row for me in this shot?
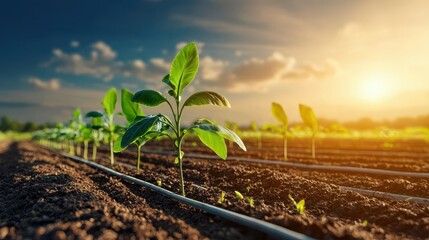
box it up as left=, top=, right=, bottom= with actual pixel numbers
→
left=34, top=42, right=319, bottom=197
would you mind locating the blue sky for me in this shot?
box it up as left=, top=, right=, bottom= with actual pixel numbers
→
left=1, top=0, right=428, bottom=124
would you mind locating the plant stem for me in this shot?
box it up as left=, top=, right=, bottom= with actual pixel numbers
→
left=83, top=140, right=88, bottom=160
left=284, top=133, right=288, bottom=161
left=175, top=98, right=185, bottom=196
left=77, top=142, right=81, bottom=156
left=312, top=136, right=316, bottom=159
left=92, top=143, right=97, bottom=161
left=110, top=134, right=114, bottom=165
left=70, top=141, right=75, bottom=156
left=137, top=145, right=142, bottom=170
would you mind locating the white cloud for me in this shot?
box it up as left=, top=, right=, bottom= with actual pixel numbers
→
left=71, top=41, right=79, bottom=48
left=176, top=41, right=205, bottom=53
left=28, top=77, right=61, bottom=91
left=198, top=53, right=340, bottom=92
left=150, top=58, right=170, bottom=71
left=283, top=59, right=341, bottom=80
left=199, top=56, right=228, bottom=81
left=92, top=41, right=117, bottom=59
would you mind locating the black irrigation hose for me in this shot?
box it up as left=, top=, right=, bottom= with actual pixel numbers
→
left=48, top=148, right=314, bottom=240
left=138, top=149, right=429, bottom=179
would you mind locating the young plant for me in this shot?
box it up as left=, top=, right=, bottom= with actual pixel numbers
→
left=299, top=104, right=318, bottom=159
left=250, top=121, right=262, bottom=149
left=120, top=42, right=246, bottom=196
left=247, top=197, right=255, bottom=207
left=272, top=102, right=289, bottom=160
left=234, top=190, right=244, bottom=200
left=114, top=88, right=146, bottom=170
left=217, top=191, right=226, bottom=204
left=288, top=194, right=305, bottom=215
left=84, top=114, right=104, bottom=161
left=86, top=88, right=118, bottom=165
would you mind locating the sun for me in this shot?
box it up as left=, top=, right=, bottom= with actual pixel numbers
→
left=360, top=75, right=389, bottom=101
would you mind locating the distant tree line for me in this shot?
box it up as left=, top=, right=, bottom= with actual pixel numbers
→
left=0, top=116, right=55, bottom=132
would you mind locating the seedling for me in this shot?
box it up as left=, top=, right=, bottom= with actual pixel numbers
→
left=83, top=114, right=104, bottom=161
left=114, top=88, right=146, bottom=170
left=157, top=179, right=162, bottom=187
left=234, top=191, right=244, bottom=200
left=120, top=42, right=246, bottom=196
left=217, top=191, right=226, bottom=204
left=362, top=220, right=368, bottom=227
left=299, top=104, right=318, bottom=159
left=272, top=102, right=289, bottom=160
left=247, top=197, right=255, bottom=207
left=288, top=194, right=305, bottom=215
left=86, top=88, right=118, bottom=165
left=251, top=121, right=262, bottom=149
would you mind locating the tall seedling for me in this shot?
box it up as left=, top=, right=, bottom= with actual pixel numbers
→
left=86, top=88, right=118, bottom=165
left=114, top=88, right=146, bottom=170
left=120, top=42, right=246, bottom=196
left=299, top=104, right=318, bottom=158
left=85, top=114, right=104, bottom=160
left=272, top=102, right=288, bottom=160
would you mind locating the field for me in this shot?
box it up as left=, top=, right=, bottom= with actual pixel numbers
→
left=1, top=136, right=428, bottom=239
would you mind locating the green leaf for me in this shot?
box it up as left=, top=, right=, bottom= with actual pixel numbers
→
left=82, top=128, right=92, bottom=140
left=169, top=42, right=199, bottom=96
left=121, top=114, right=169, bottom=148
left=85, top=111, right=104, bottom=118
left=296, top=200, right=305, bottom=215
left=272, top=102, right=288, bottom=126
left=191, top=121, right=246, bottom=151
left=121, top=88, right=144, bottom=124
left=102, top=88, right=117, bottom=117
left=73, top=108, right=82, bottom=121
left=299, top=104, right=318, bottom=134
left=132, top=90, right=167, bottom=106
left=135, top=131, right=162, bottom=147
left=234, top=191, right=244, bottom=200
left=184, top=91, right=231, bottom=107
left=192, top=128, right=227, bottom=159
left=114, top=134, right=126, bottom=153
left=162, top=74, right=175, bottom=90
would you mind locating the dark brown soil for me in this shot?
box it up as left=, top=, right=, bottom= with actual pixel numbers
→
left=0, top=141, right=266, bottom=240
left=141, top=138, right=429, bottom=172
left=88, top=145, right=429, bottom=239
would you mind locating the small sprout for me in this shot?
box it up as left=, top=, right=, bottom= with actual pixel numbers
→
left=246, top=186, right=251, bottom=193
left=299, top=104, right=318, bottom=159
left=247, top=197, right=255, bottom=207
left=217, top=191, right=226, bottom=204
left=234, top=191, right=244, bottom=200
left=288, top=194, right=305, bottom=215
left=191, top=141, right=198, bottom=147
left=272, top=102, right=289, bottom=160
left=156, top=179, right=162, bottom=187
left=362, top=220, right=368, bottom=227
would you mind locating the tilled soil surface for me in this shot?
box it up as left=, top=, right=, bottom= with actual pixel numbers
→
left=142, top=138, right=429, bottom=172
left=87, top=146, right=429, bottom=239
left=0, top=141, right=265, bottom=240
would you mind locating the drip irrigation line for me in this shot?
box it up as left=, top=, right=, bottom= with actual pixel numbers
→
left=134, top=149, right=429, bottom=179
left=47, top=147, right=314, bottom=240
left=338, top=186, right=429, bottom=205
